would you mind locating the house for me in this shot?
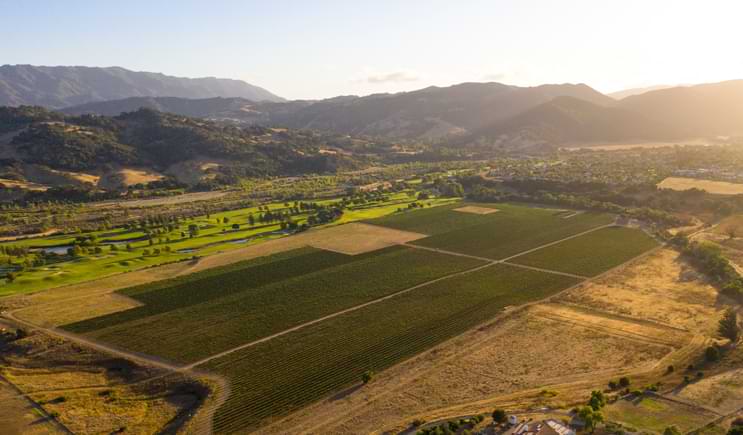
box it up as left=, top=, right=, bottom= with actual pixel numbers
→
left=512, top=419, right=576, bottom=435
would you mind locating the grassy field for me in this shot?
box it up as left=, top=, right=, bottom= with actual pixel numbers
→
left=0, top=192, right=457, bottom=296
left=606, top=395, right=716, bottom=433
left=64, top=246, right=484, bottom=363
left=201, top=263, right=579, bottom=433
left=509, top=226, right=659, bottom=276
left=371, top=203, right=614, bottom=259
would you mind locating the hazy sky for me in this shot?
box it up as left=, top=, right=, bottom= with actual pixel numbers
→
left=2, top=0, right=742, bottom=100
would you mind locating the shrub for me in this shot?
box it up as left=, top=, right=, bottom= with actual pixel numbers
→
left=619, top=376, right=630, bottom=388
left=492, top=409, right=507, bottom=424
left=705, top=346, right=721, bottom=362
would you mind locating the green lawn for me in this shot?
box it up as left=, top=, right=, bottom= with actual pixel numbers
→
left=0, top=192, right=456, bottom=296
left=606, top=396, right=716, bottom=433
left=202, top=263, right=579, bottom=433
left=64, top=246, right=484, bottom=363
left=509, top=226, right=659, bottom=276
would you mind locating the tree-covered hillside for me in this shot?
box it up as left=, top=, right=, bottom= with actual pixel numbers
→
left=1, top=106, right=370, bottom=181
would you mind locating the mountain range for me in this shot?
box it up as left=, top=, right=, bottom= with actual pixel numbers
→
left=0, top=65, right=284, bottom=109
left=61, top=79, right=743, bottom=146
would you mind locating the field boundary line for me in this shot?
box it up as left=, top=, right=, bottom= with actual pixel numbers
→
left=499, top=223, right=615, bottom=262
left=500, top=262, right=588, bottom=279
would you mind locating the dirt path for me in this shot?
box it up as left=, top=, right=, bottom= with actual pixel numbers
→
left=184, top=260, right=495, bottom=369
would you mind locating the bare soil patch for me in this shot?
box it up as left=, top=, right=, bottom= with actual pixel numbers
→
left=91, top=190, right=231, bottom=209
left=561, top=248, right=724, bottom=335
left=0, top=178, right=48, bottom=191
left=658, top=177, right=743, bottom=195
left=262, top=304, right=676, bottom=434
left=453, top=206, right=499, bottom=215
left=0, top=378, right=64, bottom=435
left=304, top=222, right=427, bottom=254
left=563, top=140, right=708, bottom=151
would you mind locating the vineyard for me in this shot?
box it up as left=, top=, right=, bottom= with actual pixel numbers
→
left=509, top=226, right=659, bottom=276
left=202, top=263, right=580, bottom=433
left=397, top=206, right=614, bottom=259
left=51, top=202, right=662, bottom=433
left=64, top=245, right=483, bottom=363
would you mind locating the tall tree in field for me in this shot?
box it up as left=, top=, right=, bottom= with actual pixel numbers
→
left=719, top=308, right=740, bottom=344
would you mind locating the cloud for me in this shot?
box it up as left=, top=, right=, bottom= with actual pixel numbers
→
left=482, top=72, right=508, bottom=82
left=366, top=70, right=420, bottom=84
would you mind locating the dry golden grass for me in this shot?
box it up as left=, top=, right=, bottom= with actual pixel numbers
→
left=118, top=168, right=164, bottom=185
left=674, top=368, right=743, bottom=413
left=0, top=330, right=206, bottom=435
left=31, top=387, right=196, bottom=435
left=19, top=293, right=143, bottom=327
left=304, top=222, right=426, bottom=254
left=658, top=177, right=743, bottom=195
left=561, top=248, right=724, bottom=335
left=0, top=178, right=48, bottom=191
left=563, top=140, right=709, bottom=151
left=2, top=368, right=110, bottom=393
left=453, top=206, right=500, bottom=215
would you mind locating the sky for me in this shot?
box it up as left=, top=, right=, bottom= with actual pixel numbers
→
left=2, top=0, right=743, bottom=100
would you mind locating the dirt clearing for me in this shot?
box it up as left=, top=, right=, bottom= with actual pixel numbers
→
left=0, top=378, right=64, bottom=434
left=304, top=222, right=427, bottom=254
left=453, top=206, right=499, bottom=215
left=658, top=177, right=743, bottom=195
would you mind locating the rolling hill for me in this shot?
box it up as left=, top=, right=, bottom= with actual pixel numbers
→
left=615, top=80, right=743, bottom=138
left=468, top=96, right=673, bottom=149
left=0, top=106, right=367, bottom=191
left=0, top=65, right=284, bottom=109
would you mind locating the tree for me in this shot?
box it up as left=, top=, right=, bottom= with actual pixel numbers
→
left=188, top=224, right=199, bottom=238
left=492, top=409, right=507, bottom=424
left=619, top=376, right=631, bottom=388
left=705, top=346, right=721, bottom=362
left=664, top=426, right=682, bottom=435
left=588, top=390, right=607, bottom=411
left=5, top=271, right=16, bottom=284
left=577, top=406, right=604, bottom=433
left=361, top=370, right=374, bottom=385
left=719, top=308, right=740, bottom=344
left=232, top=223, right=240, bottom=230
left=729, top=426, right=743, bottom=435
left=248, top=214, right=255, bottom=226
left=727, top=227, right=738, bottom=240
